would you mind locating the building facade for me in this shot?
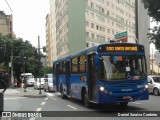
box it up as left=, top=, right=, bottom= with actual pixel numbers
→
left=47, top=0, right=149, bottom=67
left=0, top=11, right=13, bottom=36
left=52, top=0, right=137, bottom=59
left=45, top=14, right=52, bottom=67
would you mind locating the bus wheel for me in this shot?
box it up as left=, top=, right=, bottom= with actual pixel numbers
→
left=153, top=88, right=159, bottom=96
left=60, top=87, right=65, bottom=99
left=120, top=102, right=128, bottom=108
left=84, top=93, right=91, bottom=108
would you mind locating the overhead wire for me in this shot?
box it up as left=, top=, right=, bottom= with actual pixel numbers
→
left=4, top=0, right=13, bottom=13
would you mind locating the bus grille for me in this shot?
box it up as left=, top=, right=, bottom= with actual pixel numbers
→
left=107, top=81, right=141, bottom=88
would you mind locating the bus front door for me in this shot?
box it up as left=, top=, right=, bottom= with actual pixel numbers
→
left=55, top=64, right=59, bottom=92
left=66, top=61, right=70, bottom=95
left=87, top=54, right=96, bottom=100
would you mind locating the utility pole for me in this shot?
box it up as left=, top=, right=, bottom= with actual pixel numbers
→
left=152, top=48, right=153, bottom=75
left=135, top=0, right=139, bottom=43
left=38, top=36, right=42, bottom=94
left=10, top=40, right=14, bottom=88
left=23, top=52, right=26, bottom=92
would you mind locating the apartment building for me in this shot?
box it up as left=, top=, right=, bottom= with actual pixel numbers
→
left=48, top=0, right=149, bottom=65
left=46, top=14, right=52, bottom=67
left=0, top=11, right=13, bottom=36
left=53, top=0, right=137, bottom=59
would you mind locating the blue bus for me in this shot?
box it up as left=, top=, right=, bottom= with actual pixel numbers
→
left=52, top=43, right=149, bottom=107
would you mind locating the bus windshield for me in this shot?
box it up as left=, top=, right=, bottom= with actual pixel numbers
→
left=99, top=55, right=147, bottom=81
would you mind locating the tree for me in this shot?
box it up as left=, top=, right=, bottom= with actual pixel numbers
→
left=0, top=34, right=45, bottom=81
left=142, top=0, right=160, bottom=50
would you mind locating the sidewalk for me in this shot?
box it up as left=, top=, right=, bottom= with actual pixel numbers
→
left=3, top=88, right=46, bottom=98
left=0, top=88, right=46, bottom=120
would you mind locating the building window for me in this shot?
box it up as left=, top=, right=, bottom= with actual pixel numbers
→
left=91, top=23, right=94, bottom=28
left=91, top=33, right=95, bottom=39
left=86, top=21, right=89, bottom=27
left=91, top=2, right=94, bottom=8
left=107, top=11, right=110, bottom=15
left=96, top=25, right=99, bottom=30
left=91, top=13, right=94, bottom=18
left=86, top=32, right=89, bottom=37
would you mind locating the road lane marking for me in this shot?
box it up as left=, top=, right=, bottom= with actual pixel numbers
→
left=29, top=117, right=36, bottom=120
left=41, top=102, right=46, bottom=105
left=67, top=105, right=77, bottom=110
left=46, top=93, right=54, bottom=96
left=44, top=97, right=48, bottom=100
left=4, top=97, right=25, bottom=100
left=131, top=102, right=141, bottom=104
left=36, top=108, right=42, bottom=111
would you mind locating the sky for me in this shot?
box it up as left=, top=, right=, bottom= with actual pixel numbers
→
left=0, top=0, right=50, bottom=47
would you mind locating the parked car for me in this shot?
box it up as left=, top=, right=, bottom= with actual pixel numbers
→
left=26, top=78, right=35, bottom=87
left=34, top=78, right=45, bottom=89
left=44, top=75, right=54, bottom=92
left=148, top=75, right=160, bottom=96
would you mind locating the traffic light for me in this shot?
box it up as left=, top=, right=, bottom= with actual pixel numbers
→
left=34, top=50, right=38, bottom=57
left=35, top=59, right=43, bottom=69
left=38, top=61, right=43, bottom=69
left=43, top=46, right=46, bottom=52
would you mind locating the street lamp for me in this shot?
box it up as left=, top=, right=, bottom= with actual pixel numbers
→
left=38, top=36, right=42, bottom=94
left=10, top=40, right=14, bottom=88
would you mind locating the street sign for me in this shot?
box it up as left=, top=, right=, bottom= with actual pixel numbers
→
left=114, top=31, right=128, bottom=42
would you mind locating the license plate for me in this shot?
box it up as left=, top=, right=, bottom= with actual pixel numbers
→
left=123, top=96, right=131, bottom=99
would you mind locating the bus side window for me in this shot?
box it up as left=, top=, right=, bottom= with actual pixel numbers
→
left=79, top=55, right=86, bottom=73
left=71, top=57, right=78, bottom=73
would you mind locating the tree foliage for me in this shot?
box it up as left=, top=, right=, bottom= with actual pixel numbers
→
left=142, top=0, right=160, bottom=50
left=0, top=34, right=46, bottom=81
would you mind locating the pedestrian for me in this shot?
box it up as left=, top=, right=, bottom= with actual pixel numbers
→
left=14, top=77, right=18, bottom=88
left=0, top=73, right=7, bottom=92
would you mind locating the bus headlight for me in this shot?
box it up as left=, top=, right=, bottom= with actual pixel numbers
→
left=145, top=84, right=148, bottom=89
left=99, top=86, right=105, bottom=91
left=21, top=83, right=24, bottom=88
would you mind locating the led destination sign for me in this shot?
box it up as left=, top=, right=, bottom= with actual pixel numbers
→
left=99, top=44, right=144, bottom=52
left=106, top=46, right=137, bottom=51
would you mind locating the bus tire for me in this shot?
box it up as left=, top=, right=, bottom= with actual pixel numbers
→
left=60, top=86, right=65, bottom=99
left=120, top=102, right=128, bottom=108
left=84, top=92, right=91, bottom=108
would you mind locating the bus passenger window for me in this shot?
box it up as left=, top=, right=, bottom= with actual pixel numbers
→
left=72, top=57, right=78, bottom=73
left=59, top=62, right=63, bottom=74
left=79, top=55, right=86, bottom=73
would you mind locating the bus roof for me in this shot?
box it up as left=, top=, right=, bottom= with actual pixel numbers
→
left=20, top=73, right=33, bottom=76
left=53, top=43, right=144, bottom=63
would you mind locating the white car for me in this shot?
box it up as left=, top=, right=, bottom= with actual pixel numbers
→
left=148, top=75, right=160, bottom=96
left=44, top=78, right=54, bottom=92
left=26, top=78, right=35, bottom=87
left=34, top=78, right=45, bottom=89
left=43, top=74, right=54, bottom=92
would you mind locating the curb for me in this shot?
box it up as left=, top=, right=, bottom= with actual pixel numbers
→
left=23, top=94, right=46, bottom=98
left=4, top=93, right=46, bottom=98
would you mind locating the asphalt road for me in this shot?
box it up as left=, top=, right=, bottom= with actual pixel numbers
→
left=2, top=87, right=160, bottom=120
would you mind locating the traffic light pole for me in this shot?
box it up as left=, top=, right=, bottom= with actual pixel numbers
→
left=38, top=36, right=42, bottom=94
left=10, top=40, right=14, bottom=88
